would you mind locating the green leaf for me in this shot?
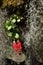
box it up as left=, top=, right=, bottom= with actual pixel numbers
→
left=7, top=26, right=12, bottom=30
left=17, top=16, right=19, bottom=19
left=12, top=19, right=16, bottom=23
left=17, top=19, right=20, bottom=22
left=8, top=32, right=12, bottom=37
left=5, top=20, right=10, bottom=25
left=13, top=14, right=17, bottom=19
left=15, top=33, right=19, bottom=39
left=5, top=25, right=8, bottom=29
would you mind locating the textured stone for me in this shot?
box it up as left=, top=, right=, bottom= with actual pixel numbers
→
left=0, top=0, right=43, bottom=65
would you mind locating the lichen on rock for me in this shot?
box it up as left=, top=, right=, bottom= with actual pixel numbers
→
left=1, top=0, right=24, bottom=8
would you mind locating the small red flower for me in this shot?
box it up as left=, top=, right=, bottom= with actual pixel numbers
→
left=12, top=40, right=23, bottom=55
left=13, top=41, right=18, bottom=52
left=17, top=40, right=23, bottom=51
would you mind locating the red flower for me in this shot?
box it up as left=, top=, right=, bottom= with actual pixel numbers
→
left=13, top=40, right=23, bottom=55
left=13, top=41, right=18, bottom=52
left=17, top=40, right=23, bottom=51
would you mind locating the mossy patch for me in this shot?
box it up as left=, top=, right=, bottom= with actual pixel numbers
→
left=1, top=0, right=24, bottom=8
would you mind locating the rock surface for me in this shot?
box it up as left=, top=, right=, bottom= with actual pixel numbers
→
left=0, top=0, right=43, bottom=65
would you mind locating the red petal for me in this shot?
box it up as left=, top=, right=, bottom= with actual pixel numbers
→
left=17, top=40, right=22, bottom=47
left=15, top=48, right=18, bottom=51
left=13, top=43, right=17, bottom=49
left=20, top=47, right=22, bottom=50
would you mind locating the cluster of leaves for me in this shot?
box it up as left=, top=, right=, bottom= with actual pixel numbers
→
left=5, top=14, right=22, bottom=40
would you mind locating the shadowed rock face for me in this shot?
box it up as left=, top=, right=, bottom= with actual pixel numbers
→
left=29, top=0, right=43, bottom=63
left=22, top=0, right=43, bottom=64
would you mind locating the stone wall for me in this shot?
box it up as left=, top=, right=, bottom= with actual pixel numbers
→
left=0, top=0, right=43, bottom=65
left=0, top=9, right=8, bottom=65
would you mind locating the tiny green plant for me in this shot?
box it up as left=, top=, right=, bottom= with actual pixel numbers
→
left=4, top=14, right=22, bottom=40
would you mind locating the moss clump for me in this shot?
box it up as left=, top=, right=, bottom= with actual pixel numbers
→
left=1, top=0, right=24, bottom=8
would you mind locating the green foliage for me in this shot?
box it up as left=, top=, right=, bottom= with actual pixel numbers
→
left=5, top=14, right=21, bottom=40
left=8, top=32, right=13, bottom=37
left=12, top=19, right=16, bottom=23
left=15, top=33, right=20, bottom=39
